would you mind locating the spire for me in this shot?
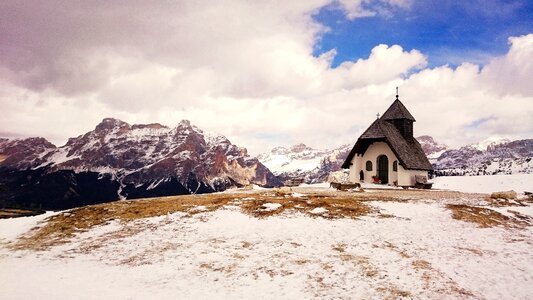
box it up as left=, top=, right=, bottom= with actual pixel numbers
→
left=381, top=97, right=415, bottom=121
left=396, top=86, right=399, bottom=100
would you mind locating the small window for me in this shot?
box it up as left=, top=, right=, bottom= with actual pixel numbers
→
left=366, top=161, right=372, bottom=171
left=393, top=161, right=398, bottom=172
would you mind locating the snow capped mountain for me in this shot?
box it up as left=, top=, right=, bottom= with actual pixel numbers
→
left=0, top=118, right=280, bottom=209
left=0, top=137, right=56, bottom=169
left=416, top=135, right=448, bottom=163
left=51, top=118, right=279, bottom=189
left=257, top=143, right=330, bottom=174
left=470, top=136, right=511, bottom=151
left=261, top=136, right=532, bottom=184
left=431, top=138, right=533, bottom=176
left=257, top=144, right=351, bottom=184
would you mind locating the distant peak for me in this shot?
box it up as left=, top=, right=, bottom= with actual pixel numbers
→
left=178, top=120, right=191, bottom=127
left=471, top=136, right=511, bottom=151
left=95, top=118, right=130, bottom=132
left=290, top=143, right=312, bottom=153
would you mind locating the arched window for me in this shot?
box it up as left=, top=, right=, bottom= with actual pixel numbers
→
left=393, top=161, right=398, bottom=172
left=366, top=161, right=372, bottom=171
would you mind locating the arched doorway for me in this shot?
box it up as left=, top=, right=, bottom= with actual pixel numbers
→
left=377, top=155, right=389, bottom=184
left=359, top=170, right=364, bottom=181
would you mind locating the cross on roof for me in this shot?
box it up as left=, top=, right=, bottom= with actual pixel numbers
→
left=396, top=87, right=399, bottom=100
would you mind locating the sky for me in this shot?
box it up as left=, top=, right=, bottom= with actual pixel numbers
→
left=1, top=0, right=532, bottom=154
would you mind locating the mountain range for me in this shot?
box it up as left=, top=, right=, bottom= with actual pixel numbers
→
left=1, top=118, right=531, bottom=210
left=257, top=136, right=533, bottom=182
left=256, top=143, right=352, bottom=184
left=0, top=118, right=279, bottom=209
left=422, top=136, right=533, bottom=176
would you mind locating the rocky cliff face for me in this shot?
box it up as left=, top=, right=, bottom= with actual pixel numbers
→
left=0, top=137, right=56, bottom=169
left=416, top=135, right=448, bottom=163
left=0, top=118, right=280, bottom=209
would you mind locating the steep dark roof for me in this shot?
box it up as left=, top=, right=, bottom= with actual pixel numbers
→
left=380, top=99, right=415, bottom=121
left=359, top=118, right=386, bottom=139
left=342, top=119, right=432, bottom=170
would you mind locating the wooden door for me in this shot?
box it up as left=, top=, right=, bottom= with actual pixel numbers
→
left=377, top=155, right=388, bottom=184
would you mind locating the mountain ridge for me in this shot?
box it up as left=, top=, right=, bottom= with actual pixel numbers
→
left=0, top=118, right=280, bottom=209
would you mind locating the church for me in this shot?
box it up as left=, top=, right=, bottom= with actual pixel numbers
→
left=342, top=93, right=432, bottom=187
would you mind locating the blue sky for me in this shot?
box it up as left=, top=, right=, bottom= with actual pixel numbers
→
left=314, top=0, right=533, bottom=67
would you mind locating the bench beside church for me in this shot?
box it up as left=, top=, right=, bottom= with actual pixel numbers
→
left=341, top=94, right=433, bottom=188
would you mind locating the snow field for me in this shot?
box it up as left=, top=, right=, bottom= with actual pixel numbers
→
left=433, top=173, right=533, bottom=193
left=1, top=195, right=532, bottom=299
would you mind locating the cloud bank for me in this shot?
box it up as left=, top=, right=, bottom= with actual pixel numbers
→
left=0, top=0, right=531, bottom=154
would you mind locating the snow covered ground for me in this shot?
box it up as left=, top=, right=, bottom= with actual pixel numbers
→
left=1, top=187, right=532, bottom=299
left=433, top=174, right=533, bottom=194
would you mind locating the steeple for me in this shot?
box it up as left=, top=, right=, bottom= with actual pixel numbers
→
left=380, top=90, right=415, bottom=138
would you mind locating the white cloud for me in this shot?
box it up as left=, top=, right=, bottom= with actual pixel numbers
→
left=0, top=1, right=531, bottom=155
left=480, top=34, right=533, bottom=96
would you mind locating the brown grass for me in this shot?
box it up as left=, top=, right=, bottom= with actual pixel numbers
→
left=377, top=285, right=412, bottom=299
left=411, top=258, right=475, bottom=298
left=486, top=196, right=529, bottom=207
left=240, top=193, right=375, bottom=219
left=446, top=204, right=529, bottom=228
left=382, top=241, right=411, bottom=258
left=412, top=259, right=431, bottom=270
left=0, top=208, right=44, bottom=219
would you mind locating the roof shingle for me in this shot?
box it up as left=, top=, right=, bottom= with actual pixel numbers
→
left=380, top=99, right=415, bottom=121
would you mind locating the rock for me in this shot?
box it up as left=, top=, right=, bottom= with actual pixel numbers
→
left=327, top=170, right=349, bottom=183
left=490, top=190, right=518, bottom=200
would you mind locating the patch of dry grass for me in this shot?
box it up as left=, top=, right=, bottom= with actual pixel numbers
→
left=486, top=195, right=530, bottom=207
left=412, top=259, right=431, bottom=270
left=331, top=247, right=379, bottom=278
left=377, top=285, right=412, bottom=300
left=446, top=204, right=530, bottom=228
left=0, top=208, right=44, bottom=219
left=0, top=154, right=8, bottom=162
left=507, top=210, right=533, bottom=225
left=240, top=193, right=375, bottom=219
left=382, top=241, right=411, bottom=258
left=411, top=258, right=475, bottom=298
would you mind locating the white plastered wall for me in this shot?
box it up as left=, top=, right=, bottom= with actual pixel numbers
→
left=397, top=166, right=428, bottom=186
left=349, top=142, right=400, bottom=184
